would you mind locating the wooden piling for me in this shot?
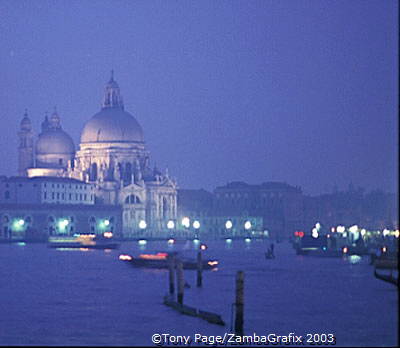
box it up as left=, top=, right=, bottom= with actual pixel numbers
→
left=168, top=254, right=175, bottom=295
left=234, top=270, right=244, bottom=335
left=197, top=251, right=203, bottom=287
left=176, top=259, right=184, bottom=304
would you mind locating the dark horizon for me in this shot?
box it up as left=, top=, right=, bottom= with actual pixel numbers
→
left=1, top=0, right=398, bottom=196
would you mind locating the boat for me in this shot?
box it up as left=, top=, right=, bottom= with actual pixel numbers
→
left=374, top=269, right=399, bottom=288
left=48, top=232, right=119, bottom=249
left=374, top=258, right=398, bottom=270
left=296, top=247, right=344, bottom=257
left=119, top=251, right=219, bottom=270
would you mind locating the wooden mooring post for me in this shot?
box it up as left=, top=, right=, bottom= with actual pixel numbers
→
left=176, top=259, right=184, bottom=304
left=234, top=270, right=244, bottom=335
left=197, top=251, right=203, bottom=287
left=168, top=254, right=175, bottom=295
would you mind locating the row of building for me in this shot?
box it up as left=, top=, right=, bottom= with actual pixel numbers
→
left=1, top=174, right=397, bottom=241
left=1, top=72, right=397, bottom=241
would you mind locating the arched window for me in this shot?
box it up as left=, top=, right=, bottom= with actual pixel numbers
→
left=125, top=194, right=141, bottom=204
left=89, top=163, right=98, bottom=181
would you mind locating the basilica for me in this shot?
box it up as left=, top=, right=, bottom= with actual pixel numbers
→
left=17, top=72, right=178, bottom=235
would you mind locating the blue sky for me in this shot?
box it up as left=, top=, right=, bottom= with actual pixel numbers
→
left=1, top=0, right=398, bottom=194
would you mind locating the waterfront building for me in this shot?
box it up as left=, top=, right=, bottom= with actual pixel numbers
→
left=177, top=189, right=265, bottom=239
left=0, top=203, right=122, bottom=241
left=213, top=181, right=304, bottom=240
left=0, top=176, right=95, bottom=205
left=14, top=72, right=178, bottom=238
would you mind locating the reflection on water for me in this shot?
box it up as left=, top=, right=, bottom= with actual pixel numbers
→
left=0, top=240, right=397, bottom=347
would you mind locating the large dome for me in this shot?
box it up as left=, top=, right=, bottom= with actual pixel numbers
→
left=36, top=129, right=75, bottom=155
left=80, top=73, right=144, bottom=144
left=80, top=108, right=144, bottom=143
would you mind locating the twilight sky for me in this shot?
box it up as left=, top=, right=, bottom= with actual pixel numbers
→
left=0, top=0, right=398, bottom=195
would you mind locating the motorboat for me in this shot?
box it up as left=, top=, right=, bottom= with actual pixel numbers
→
left=48, top=232, right=119, bottom=249
left=119, top=251, right=219, bottom=270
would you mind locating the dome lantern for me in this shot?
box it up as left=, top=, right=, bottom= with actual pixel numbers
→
left=102, top=70, right=124, bottom=110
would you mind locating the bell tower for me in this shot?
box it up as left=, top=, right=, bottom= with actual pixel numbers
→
left=18, top=110, right=34, bottom=176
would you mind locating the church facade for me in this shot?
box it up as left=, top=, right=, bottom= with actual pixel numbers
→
left=17, top=73, right=178, bottom=236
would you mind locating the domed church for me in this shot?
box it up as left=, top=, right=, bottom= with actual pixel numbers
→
left=18, top=72, right=178, bottom=235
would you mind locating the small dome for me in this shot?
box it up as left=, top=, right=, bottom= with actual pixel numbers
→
left=80, top=106, right=144, bottom=144
left=20, top=110, right=32, bottom=131
left=36, top=129, right=75, bottom=155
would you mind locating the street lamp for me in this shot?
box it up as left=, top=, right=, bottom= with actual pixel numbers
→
left=193, top=220, right=200, bottom=242
left=225, top=219, right=233, bottom=238
left=138, top=220, right=147, bottom=229
left=181, top=217, right=190, bottom=228
left=167, top=219, right=175, bottom=241
left=193, top=220, right=200, bottom=230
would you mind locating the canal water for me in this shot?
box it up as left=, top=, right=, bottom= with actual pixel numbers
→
left=0, top=240, right=397, bottom=346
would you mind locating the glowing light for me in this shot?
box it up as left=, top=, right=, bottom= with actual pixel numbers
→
left=382, top=229, right=390, bottom=237
left=18, top=219, right=25, bottom=226
left=138, top=239, right=147, bottom=245
left=140, top=252, right=168, bottom=260
left=200, top=244, right=207, bottom=250
left=193, top=220, right=200, bottom=229
left=245, top=237, right=251, bottom=243
left=315, top=222, right=321, bottom=230
left=207, top=261, right=218, bottom=266
left=294, top=231, right=299, bottom=237
left=57, top=219, right=69, bottom=230
left=244, top=221, right=252, bottom=230
left=337, top=226, right=345, bottom=233
left=193, top=238, right=200, bottom=244
left=360, top=229, right=366, bottom=236
left=103, top=232, right=113, bottom=238
left=394, top=230, right=399, bottom=238
left=225, top=220, right=233, bottom=229
left=138, top=220, right=147, bottom=229
left=298, top=231, right=305, bottom=238
left=225, top=238, right=232, bottom=243
left=343, top=247, right=348, bottom=254
left=167, top=238, right=175, bottom=244
left=382, top=246, right=387, bottom=253
left=331, top=227, right=335, bottom=233
left=119, top=254, right=133, bottom=261
left=349, top=225, right=358, bottom=233
left=349, top=255, right=361, bottom=264
left=343, top=232, right=347, bottom=238
left=167, top=220, right=175, bottom=229
left=104, top=219, right=110, bottom=226
left=312, top=228, right=319, bottom=238
left=327, top=234, right=330, bottom=238
left=181, top=217, right=190, bottom=228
